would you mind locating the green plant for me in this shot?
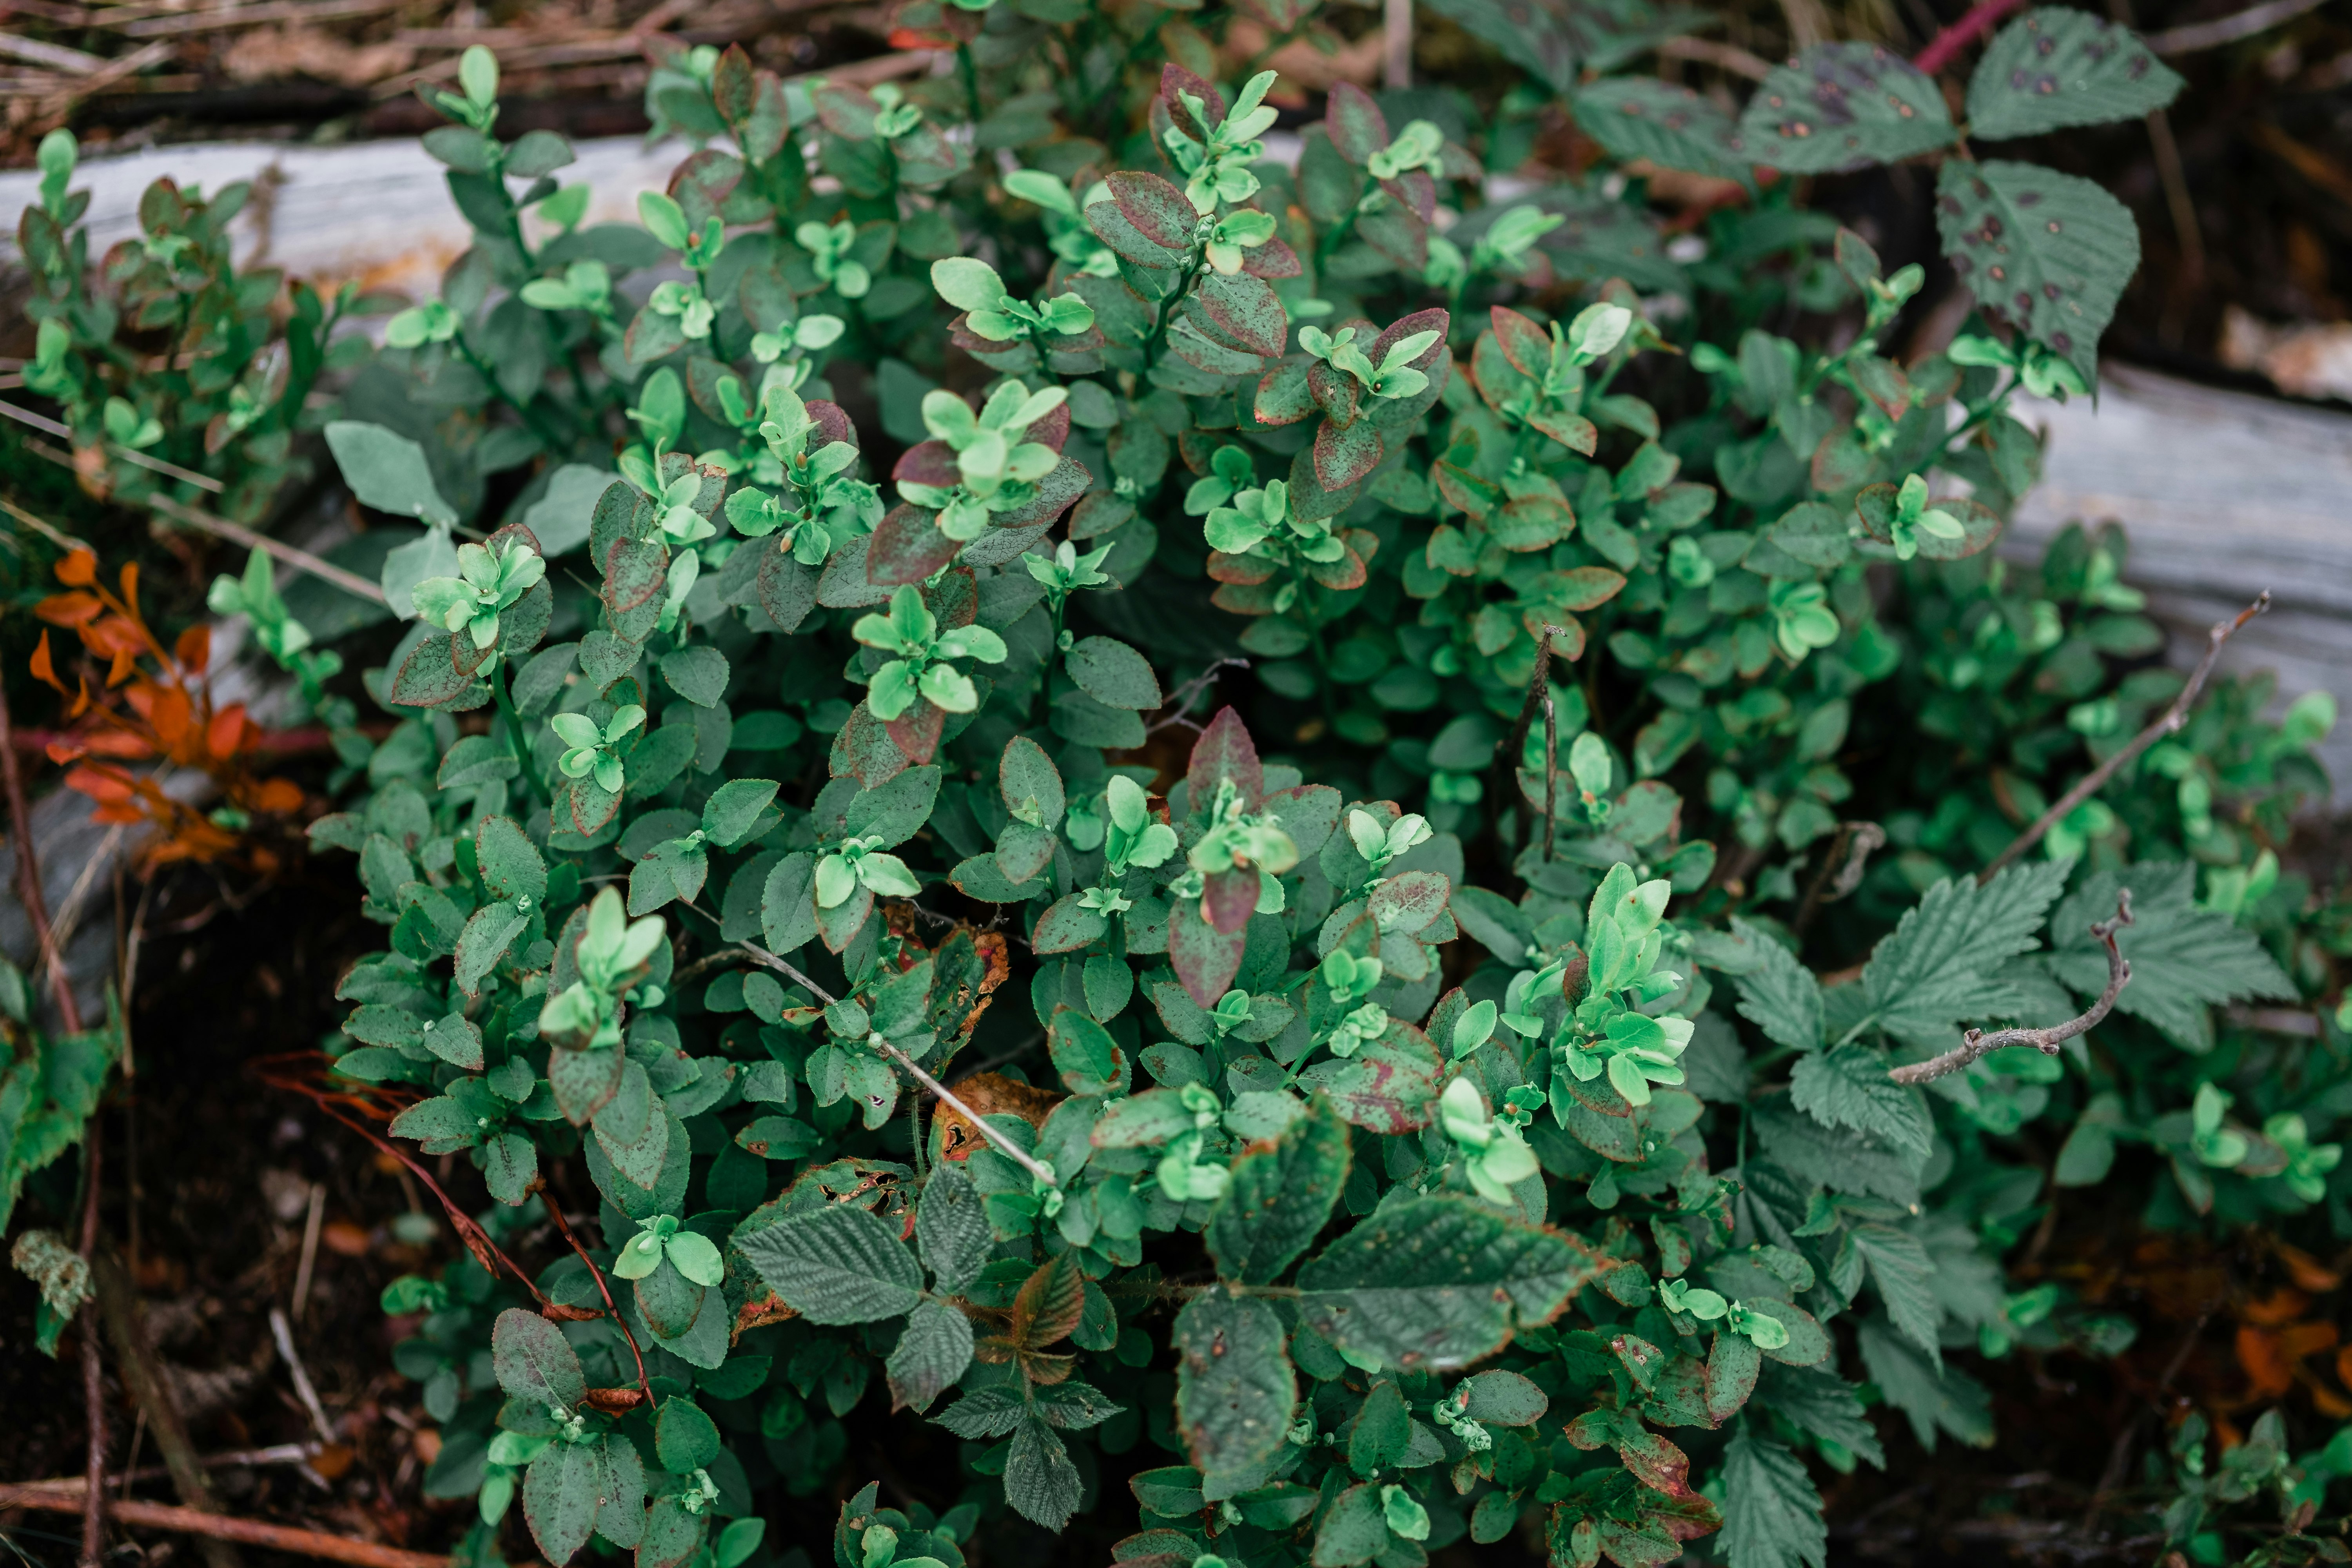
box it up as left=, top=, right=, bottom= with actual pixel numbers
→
left=102, top=7, right=2343, bottom=1568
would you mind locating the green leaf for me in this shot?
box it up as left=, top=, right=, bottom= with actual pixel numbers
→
left=1789, top=1044, right=1932, bottom=1170
left=1750, top=1095, right=1920, bottom=1207
left=1174, top=1290, right=1296, bottom=1501
left=1936, top=159, right=2139, bottom=384
left=660, top=644, right=731, bottom=707
left=655, top=1395, right=722, bottom=1472
left=325, top=421, right=458, bottom=527
left=760, top=852, right=819, bottom=954
left=1720, top=1426, right=1827, bottom=1568
left=1205, top=1093, right=1351, bottom=1285
left=1967, top=9, right=2182, bottom=141
left=916, top=1164, right=994, bottom=1293
left=1313, top=1483, right=1391, bottom=1568
left=1753, top=1362, right=1886, bottom=1468
left=491, top=1307, right=587, bottom=1407
left=702, top=779, right=779, bottom=848
left=1063, top=636, right=1164, bottom=710
left=999, top=736, right=1066, bottom=829
left=1461, top=1368, right=1550, bottom=1425
left=1004, top=1410, right=1083, bottom=1531
left=1846, top=1224, right=1940, bottom=1361
left=931, top=256, right=1008, bottom=312
left=1861, top=859, right=2071, bottom=1051
left=1741, top=43, right=1956, bottom=173
left=845, top=765, right=943, bottom=849
left=1574, top=78, right=1753, bottom=185
left=1856, top=1317, right=1994, bottom=1452
left=2048, top=863, right=2294, bottom=1052
left=1048, top=1005, right=1129, bottom=1097
left=1091, top=1087, right=1196, bottom=1148
left=736, top=1204, right=923, bottom=1323
left=1730, top=919, right=1822, bottom=1054
left=521, top=1439, right=602, bottom=1564
left=886, top=1297, right=974, bottom=1412
left=456, top=900, right=530, bottom=994
left=1296, top=1194, right=1593, bottom=1370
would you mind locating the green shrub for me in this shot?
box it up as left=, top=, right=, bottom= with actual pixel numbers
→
left=15, top=5, right=2352, bottom=1566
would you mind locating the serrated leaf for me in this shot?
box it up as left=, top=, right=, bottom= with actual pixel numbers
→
left=1753, top=1363, right=1885, bottom=1468
left=1847, top=1224, right=1940, bottom=1362
left=1720, top=1426, right=1827, bottom=1568
left=2048, top=862, right=2295, bottom=1052
left=887, top=1298, right=975, bottom=1412
left=1750, top=1095, right=1920, bottom=1206
left=1575, top=78, right=1753, bottom=184
left=916, top=1163, right=993, bottom=1292
left=1004, top=1410, right=1083, bottom=1531
left=1967, top=9, right=2182, bottom=141
left=1857, top=1317, right=1994, bottom=1452
left=1742, top=43, right=1955, bottom=173
left=1730, top=919, right=1822, bottom=1054
left=1174, top=1290, right=1296, bottom=1501
left=1861, top=859, right=2071, bottom=1051
left=1205, top=1093, right=1351, bottom=1285
left=735, top=1205, right=922, bottom=1323
left=1789, top=1044, right=1932, bottom=1169
left=1296, top=1194, right=1594, bottom=1370
left=1937, top=159, right=2139, bottom=383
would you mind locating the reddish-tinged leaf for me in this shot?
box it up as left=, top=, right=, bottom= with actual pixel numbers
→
left=1528, top=406, right=1601, bottom=454
left=806, top=399, right=854, bottom=450
left=757, top=547, right=819, bottom=633
left=1303, top=541, right=1369, bottom=592
left=1372, top=307, right=1450, bottom=369
left=1206, top=551, right=1278, bottom=586
left=1314, top=416, right=1384, bottom=491
left=884, top=699, right=946, bottom=766
left=1109, top=171, right=1198, bottom=250
left=1380, top=167, right=1437, bottom=223
left=831, top=703, right=909, bottom=788
left=1169, top=898, right=1248, bottom=1007
left=1187, top=706, right=1263, bottom=817
left=1211, top=581, right=1283, bottom=616
left=1242, top=238, right=1303, bottom=279
left=1028, top=399, right=1071, bottom=454
left=1551, top=566, right=1627, bottom=611
left=991, top=454, right=1094, bottom=532
left=1294, top=1018, right=1441, bottom=1134
left=1190, top=272, right=1287, bottom=357
left=1435, top=461, right=1500, bottom=519
left=894, top=440, right=962, bottom=488
left=1012, top=1252, right=1086, bottom=1348
left=1491, top=306, right=1551, bottom=377
left=813, top=82, right=878, bottom=138
left=1254, top=361, right=1316, bottom=426
left=1325, top=82, right=1388, bottom=165
left=1307, top=360, right=1361, bottom=425
left=1201, top=867, right=1258, bottom=935
left=1159, top=62, right=1225, bottom=141
left=866, top=505, right=960, bottom=586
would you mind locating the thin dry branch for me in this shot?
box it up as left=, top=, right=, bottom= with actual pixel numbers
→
left=1889, top=889, right=2132, bottom=1085
left=1979, top=593, right=2269, bottom=883
left=537, top=1194, right=657, bottom=1403
left=0, top=1491, right=447, bottom=1568
left=1503, top=624, right=1571, bottom=862
left=1793, top=820, right=1886, bottom=936
left=733, top=941, right=1060, bottom=1186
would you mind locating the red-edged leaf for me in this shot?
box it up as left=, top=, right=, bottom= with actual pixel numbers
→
left=1242, top=238, right=1303, bottom=279
left=991, top=454, right=1093, bottom=531
left=1325, top=82, right=1388, bottom=165
left=1187, top=706, right=1262, bottom=817
left=1472, top=330, right=1536, bottom=415
left=1372, top=307, right=1450, bottom=369
left=866, top=505, right=959, bottom=586
left=894, top=440, right=960, bottom=487
left=1029, top=399, right=1071, bottom=454
left=1207, top=551, right=1278, bottom=586
left=1170, top=898, right=1248, bottom=1007
left=806, top=399, right=855, bottom=450
left=1109, top=171, right=1198, bottom=250
left=1551, top=566, right=1627, bottom=612
left=1159, top=62, right=1226, bottom=142
left=831, top=704, right=908, bottom=788
left=884, top=700, right=945, bottom=767
left=1294, top=1018, right=1441, bottom=1134
left=757, top=547, right=819, bottom=633
left=1527, top=406, right=1600, bottom=454
left=1379, top=168, right=1437, bottom=223
left=1308, top=360, right=1361, bottom=425
left=1189, top=272, right=1287, bottom=357
left=1491, top=305, right=1551, bottom=377
left=1254, top=361, right=1316, bottom=426
left=1314, top=416, right=1384, bottom=491
left=813, top=82, right=878, bottom=138
left=1202, top=867, right=1258, bottom=935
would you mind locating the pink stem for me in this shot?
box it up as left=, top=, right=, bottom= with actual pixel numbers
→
left=1913, top=0, right=2027, bottom=75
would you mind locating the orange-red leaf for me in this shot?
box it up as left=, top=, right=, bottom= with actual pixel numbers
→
left=37, top=592, right=103, bottom=627
left=176, top=623, right=210, bottom=674
left=29, top=630, right=67, bottom=694
left=54, top=548, right=97, bottom=586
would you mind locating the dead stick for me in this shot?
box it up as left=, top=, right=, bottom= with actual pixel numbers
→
left=733, top=942, right=1060, bottom=1186
left=147, top=495, right=388, bottom=604
left=1889, top=891, right=2133, bottom=1085
left=1979, top=594, right=2269, bottom=883
left=0, top=676, right=82, bottom=1029
left=91, top=1251, right=241, bottom=1568
left=538, top=1194, right=657, bottom=1403
left=0, top=1492, right=446, bottom=1568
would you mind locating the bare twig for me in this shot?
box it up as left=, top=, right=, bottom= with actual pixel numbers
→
left=2145, top=0, right=2328, bottom=54
left=1793, top=821, right=1886, bottom=936
left=266, top=1309, right=336, bottom=1447
left=1980, top=593, right=2269, bottom=882
left=147, top=496, right=388, bottom=604
left=1657, top=35, right=1773, bottom=79
left=1889, top=890, right=2132, bottom=1085
left=537, top=1196, right=656, bottom=1405
left=0, top=675, right=83, bottom=1029
left=91, top=1251, right=241, bottom=1568
left=734, top=942, right=1059, bottom=1186
left=27, top=1443, right=321, bottom=1491
left=0, top=1491, right=446, bottom=1568
left=290, top=1180, right=324, bottom=1318
left=0, top=397, right=220, bottom=493
left=1381, top=0, right=1410, bottom=86
left=1148, top=657, right=1249, bottom=735
left=1914, top=0, right=2028, bottom=73
left=1503, top=625, right=1569, bottom=862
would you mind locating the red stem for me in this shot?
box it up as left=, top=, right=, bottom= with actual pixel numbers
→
left=1914, top=0, right=2028, bottom=74
left=539, top=1197, right=657, bottom=1404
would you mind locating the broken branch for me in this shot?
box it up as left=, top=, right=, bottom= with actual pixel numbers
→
left=1980, top=594, right=2269, bottom=882
left=1890, top=889, right=2133, bottom=1085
